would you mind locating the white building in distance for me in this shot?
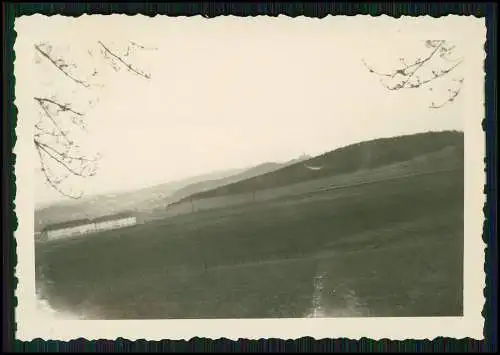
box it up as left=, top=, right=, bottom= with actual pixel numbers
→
left=40, top=212, right=137, bottom=242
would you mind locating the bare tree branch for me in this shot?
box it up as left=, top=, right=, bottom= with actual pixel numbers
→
left=34, top=123, right=59, bottom=138
left=34, top=39, right=155, bottom=199
left=97, top=41, right=151, bottom=79
left=363, top=40, right=464, bottom=109
left=35, top=140, right=93, bottom=177
left=395, top=41, right=444, bottom=89
left=34, top=97, right=74, bottom=145
left=35, top=140, right=99, bottom=164
left=34, top=43, right=90, bottom=88
left=34, top=97, right=84, bottom=116
left=35, top=140, right=84, bottom=199
left=430, top=79, right=463, bottom=109
left=34, top=95, right=99, bottom=198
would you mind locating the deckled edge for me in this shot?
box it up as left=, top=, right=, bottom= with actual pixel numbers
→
left=9, top=3, right=492, bottom=352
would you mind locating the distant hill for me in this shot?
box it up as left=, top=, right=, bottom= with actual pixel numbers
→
left=179, top=131, right=464, bottom=202
left=35, top=168, right=246, bottom=232
left=170, top=155, right=311, bottom=201
left=35, top=131, right=463, bottom=231
left=34, top=156, right=311, bottom=232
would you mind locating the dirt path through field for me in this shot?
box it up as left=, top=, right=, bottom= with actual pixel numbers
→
left=304, top=257, right=371, bottom=318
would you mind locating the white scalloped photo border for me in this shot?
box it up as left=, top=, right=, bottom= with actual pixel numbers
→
left=13, top=14, right=486, bottom=341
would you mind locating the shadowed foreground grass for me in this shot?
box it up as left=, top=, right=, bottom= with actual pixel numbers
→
left=36, top=169, right=464, bottom=319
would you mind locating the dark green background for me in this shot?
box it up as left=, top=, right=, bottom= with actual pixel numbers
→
left=3, top=2, right=497, bottom=353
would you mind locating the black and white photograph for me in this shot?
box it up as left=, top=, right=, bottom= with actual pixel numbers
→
left=14, top=14, right=485, bottom=340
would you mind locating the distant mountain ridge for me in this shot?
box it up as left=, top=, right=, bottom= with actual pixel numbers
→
left=35, top=131, right=463, bottom=231
left=170, top=156, right=311, bottom=201
left=34, top=157, right=310, bottom=231
left=35, top=167, right=244, bottom=231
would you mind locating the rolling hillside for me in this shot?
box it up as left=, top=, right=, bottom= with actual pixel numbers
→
left=36, top=130, right=463, bottom=231
left=169, top=156, right=311, bottom=201
left=179, top=130, right=464, bottom=202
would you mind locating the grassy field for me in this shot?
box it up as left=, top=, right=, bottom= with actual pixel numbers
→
left=35, top=167, right=464, bottom=319
left=144, top=143, right=463, bottom=223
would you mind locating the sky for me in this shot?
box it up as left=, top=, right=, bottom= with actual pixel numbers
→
left=13, top=15, right=480, bottom=207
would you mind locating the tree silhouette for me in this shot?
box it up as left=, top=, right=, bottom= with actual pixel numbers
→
left=33, top=40, right=157, bottom=199
left=362, top=40, right=464, bottom=109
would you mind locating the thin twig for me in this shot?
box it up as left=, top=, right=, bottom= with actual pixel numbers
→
left=35, top=140, right=92, bottom=177
left=398, top=41, right=444, bottom=89
left=129, top=41, right=158, bottom=51
left=35, top=142, right=83, bottom=199
left=34, top=97, right=84, bottom=116
left=35, top=140, right=98, bottom=163
left=97, top=41, right=151, bottom=79
left=34, top=98, right=73, bottom=145
left=34, top=44, right=90, bottom=88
